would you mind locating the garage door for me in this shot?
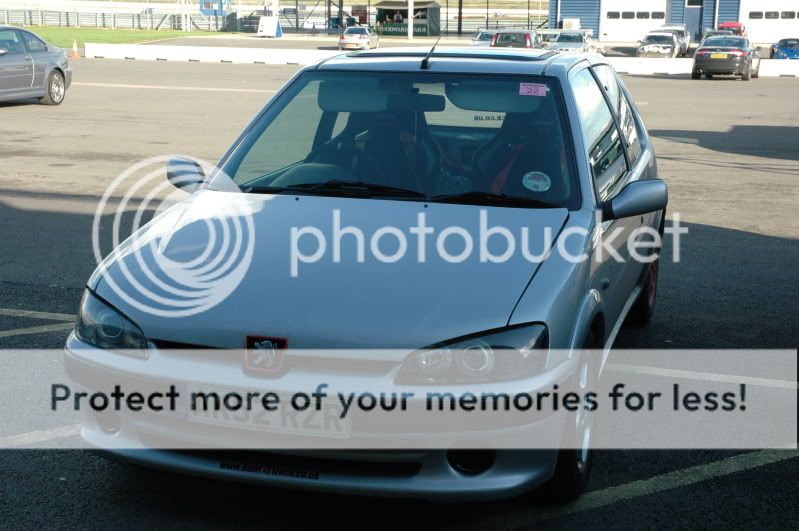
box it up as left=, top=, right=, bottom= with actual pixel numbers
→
left=740, top=0, right=799, bottom=43
left=600, top=0, right=670, bottom=41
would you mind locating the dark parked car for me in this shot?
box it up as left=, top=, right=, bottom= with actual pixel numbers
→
left=692, top=36, right=760, bottom=80
left=0, top=25, right=72, bottom=105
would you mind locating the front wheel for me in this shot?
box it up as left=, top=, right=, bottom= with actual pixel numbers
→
left=40, top=70, right=66, bottom=106
left=546, top=332, right=597, bottom=501
left=691, top=69, right=701, bottom=80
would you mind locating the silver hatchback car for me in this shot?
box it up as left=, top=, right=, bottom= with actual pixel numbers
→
left=65, top=48, right=666, bottom=501
left=0, top=25, right=72, bottom=105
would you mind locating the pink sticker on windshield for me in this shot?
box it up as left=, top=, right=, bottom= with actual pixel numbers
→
left=519, top=83, right=548, bottom=96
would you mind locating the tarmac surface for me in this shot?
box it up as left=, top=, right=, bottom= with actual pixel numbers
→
left=0, top=59, right=797, bottom=529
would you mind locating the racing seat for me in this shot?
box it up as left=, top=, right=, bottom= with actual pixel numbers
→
left=472, top=112, right=567, bottom=201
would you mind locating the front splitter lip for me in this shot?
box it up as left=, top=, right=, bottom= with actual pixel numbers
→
left=85, top=437, right=560, bottom=501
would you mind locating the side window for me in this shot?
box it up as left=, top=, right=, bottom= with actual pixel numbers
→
left=593, top=64, right=642, bottom=167
left=233, top=80, right=324, bottom=183
left=0, top=29, right=25, bottom=55
left=570, top=68, right=626, bottom=201
left=21, top=31, right=47, bottom=53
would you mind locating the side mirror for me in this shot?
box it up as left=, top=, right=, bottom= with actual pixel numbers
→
left=166, top=157, right=205, bottom=193
left=0, top=48, right=8, bottom=56
left=602, top=179, right=668, bottom=221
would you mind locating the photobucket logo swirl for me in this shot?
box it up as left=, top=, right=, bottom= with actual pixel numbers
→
left=91, top=155, right=255, bottom=318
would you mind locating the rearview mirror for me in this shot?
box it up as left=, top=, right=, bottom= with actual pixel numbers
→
left=603, top=179, right=668, bottom=221
left=166, top=157, right=205, bottom=193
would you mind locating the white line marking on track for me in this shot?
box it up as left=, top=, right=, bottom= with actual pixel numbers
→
left=0, top=323, right=75, bottom=338
left=0, top=308, right=75, bottom=321
left=467, top=449, right=799, bottom=530
left=0, top=425, right=81, bottom=448
left=73, top=82, right=277, bottom=94
left=606, top=363, right=797, bottom=390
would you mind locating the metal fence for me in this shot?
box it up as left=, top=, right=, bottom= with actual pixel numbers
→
left=0, top=9, right=230, bottom=31
left=0, top=7, right=545, bottom=36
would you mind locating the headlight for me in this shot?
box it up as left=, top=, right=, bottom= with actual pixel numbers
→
left=75, top=290, right=148, bottom=355
left=395, top=323, right=548, bottom=384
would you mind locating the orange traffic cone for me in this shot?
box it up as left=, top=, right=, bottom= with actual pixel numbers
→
left=69, top=39, right=81, bottom=59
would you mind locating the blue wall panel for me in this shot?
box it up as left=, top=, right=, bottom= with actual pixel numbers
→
left=718, top=0, right=740, bottom=22
left=670, top=1, right=685, bottom=24
left=555, top=0, right=601, bottom=37
left=549, top=0, right=558, bottom=29
left=702, top=2, right=717, bottom=30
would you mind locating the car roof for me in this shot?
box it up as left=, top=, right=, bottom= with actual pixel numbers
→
left=645, top=32, right=676, bottom=37
left=315, top=47, right=598, bottom=76
left=493, top=29, right=536, bottom=34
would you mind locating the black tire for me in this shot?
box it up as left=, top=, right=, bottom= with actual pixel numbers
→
left=691, top=69, right=701, bottom=80
left=704, top=74, right=713, bottom=79
left=40, top=70, right=66, bottom=106
left=752, top=62, right=759, bottom=79
left=741, top=67, right=751, bottom=81
left=546, top=332, right=597, bottom=501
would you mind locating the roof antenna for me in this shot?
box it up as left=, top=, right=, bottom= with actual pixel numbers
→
left=421, top=36, right=442, bottom=70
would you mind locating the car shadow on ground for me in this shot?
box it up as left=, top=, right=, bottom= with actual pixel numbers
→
left=649, top=125, right=799, bottom=161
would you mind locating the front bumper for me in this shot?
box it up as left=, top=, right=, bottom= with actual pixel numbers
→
left=637, top=49, right=674, bottom=58
left=64, top=333, right=569, bottom=500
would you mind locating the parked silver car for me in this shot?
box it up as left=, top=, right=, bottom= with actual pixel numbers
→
left=338, top=26, right=379, bottom=50
left=0, top=25, right=71, bottom=105
left=550, top=31, right=595, bottom=53
left=658, top=24, right=691, bottom=56
left=470, top=29, right=497, bottom=47
left=637, top=32, right=680, bottom=58
left=65, top=48, right=667, bottom=501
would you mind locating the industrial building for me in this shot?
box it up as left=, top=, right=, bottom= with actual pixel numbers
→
left=548, top=0, right=799, bottom=42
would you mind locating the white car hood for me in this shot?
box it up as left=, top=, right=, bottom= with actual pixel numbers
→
left=93, top=190, right=569, bottom=348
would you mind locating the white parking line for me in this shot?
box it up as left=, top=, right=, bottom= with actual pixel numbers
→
left=0, top=308, right=75, bottom=321
left=606, top=363, right=797, bottom=390
left=73, top=82, right=277, bottom=94
left=0, top=323, right=75, bottom=339
left=471, top=449, right=799, bottom=530
left=0, top=425, right=81, bottom=448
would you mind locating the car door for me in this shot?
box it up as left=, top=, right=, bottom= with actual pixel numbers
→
left=0, top=29, right=32, bottom=95
left=569, top=65, right=643, bottom=324
left=20, top=30, right=49, bottom=90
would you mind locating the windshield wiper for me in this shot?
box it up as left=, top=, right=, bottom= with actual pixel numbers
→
left=278, top=180, right=426, bottom=199
left=429, top=191, right=562, bottom=209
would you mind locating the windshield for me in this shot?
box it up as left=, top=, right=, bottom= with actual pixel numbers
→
left=345, top=27, right=367, bottom=35
left=219, top=71, right=578, bottom=209
left=643, top=35, right=673, bottom=45
left=475, top=32, right=494, bottom=41
left=702, top=37, right=746, bottom=48
left=778, top=39, right=799, bottom=48
left=556, top=33, right=583, bottom=43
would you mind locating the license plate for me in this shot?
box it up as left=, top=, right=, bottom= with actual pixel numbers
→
left=711, top=53, right=728, bottom=59
left=183, top=385, right=351, bottom=438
